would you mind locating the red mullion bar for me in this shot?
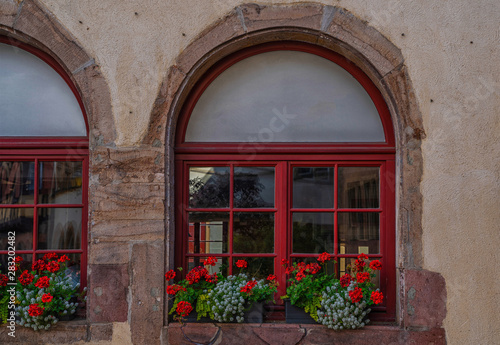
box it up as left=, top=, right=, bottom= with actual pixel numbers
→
left=37, top=204, right=84, bottom=208
left=232, top=253, right=276, bottom=257
left=290, top=208, right=336, bottom=213
left=35, top=249, right=83, bottom=254
left=32, top=158, right=39, bottom=266
left=334, top=164, right=338, bottom=257
left=0, top=250, right=33, bottom=254
left=334, top=208, right=381, bottom=212
left=80, top=155, right=89, bottom=289
left=0, top=204, right=34, bottom=208
left=228, top=163, right=234, bottom=276
left=276, top=161, right=287, bottom=298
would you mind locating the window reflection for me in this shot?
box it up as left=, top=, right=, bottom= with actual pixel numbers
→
left=39, top=161, right=83, bottom=204
left=38, top=208, right=81, bottom=250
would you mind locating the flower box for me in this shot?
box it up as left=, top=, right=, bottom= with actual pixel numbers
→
left=183, top=302, right=264, bottom=323
left=284, top=300, right=316, bottom=324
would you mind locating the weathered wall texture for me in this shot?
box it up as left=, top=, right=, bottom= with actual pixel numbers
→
left=1, top=0, right=499, bottom=344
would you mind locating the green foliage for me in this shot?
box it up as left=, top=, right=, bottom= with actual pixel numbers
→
left=0, top=295, right=8, bottom=324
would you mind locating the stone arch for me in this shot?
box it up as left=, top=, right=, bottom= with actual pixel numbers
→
left=155, top=2, right=429, bottom=327
left=0, top=0, right=116, bottom=146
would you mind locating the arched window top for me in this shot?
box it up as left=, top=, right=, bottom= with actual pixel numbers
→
left=0, top=42, right=87, bottom=137
left=184, top=48, right=388, bottom=144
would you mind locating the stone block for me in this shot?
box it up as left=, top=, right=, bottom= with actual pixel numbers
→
left=89, top=323, right=114, bottom=342
left=88, top=264, right=129, bottom=323
left=13, top=0, right=91, bottom=72
left=89, top=240, right=130, bottom=265
left=239, top=3, right=323, bottom=33
left=91, top=219, right=164, bottom=242
left=406, top=327, right=446, bottom=345
left=0, top=0, right=19, bottom=27
left=130, top=241, right=164, bottom=345
left=0, top=320, right=87, bottom=344
left=166, top=324, right=222, bottom=345
left=301, top=325, right=402, bottom=344
left=253, top=325, right=305, bottom=345
left=404, top=269, right=447, bottom=329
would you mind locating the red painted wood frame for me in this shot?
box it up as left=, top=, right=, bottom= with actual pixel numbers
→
left=175, top=42, right=396, bottom=321
left=0, top=37, right=89, bottom=289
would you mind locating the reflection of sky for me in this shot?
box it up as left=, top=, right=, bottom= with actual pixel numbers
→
left=187, top=51, right=385, bottom=142
left=0, top=43, right=86, bottom=136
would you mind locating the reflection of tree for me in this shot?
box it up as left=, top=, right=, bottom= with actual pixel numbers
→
left=233, top=213, right=274, bottom=253
left=292, top=216, right=333, bottom=254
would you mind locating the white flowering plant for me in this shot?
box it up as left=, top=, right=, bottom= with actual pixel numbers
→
left=14, top=254, right=83, bottom=331
left=282, top=253, right=384, bottom=329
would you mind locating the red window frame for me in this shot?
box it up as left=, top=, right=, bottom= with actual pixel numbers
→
left=0, top=36, right=89, bottom=288
left=175, top=41, right=396, bottom=321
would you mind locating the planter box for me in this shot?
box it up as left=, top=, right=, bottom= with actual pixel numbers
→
left=183, top=302, right=264, bottom=323
left=284, top=300, right=317, bottom=324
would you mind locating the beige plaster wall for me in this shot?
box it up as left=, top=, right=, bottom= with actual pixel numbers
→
left=38, top=1, right=500, bottom=344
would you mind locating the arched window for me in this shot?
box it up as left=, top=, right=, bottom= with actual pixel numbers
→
left=175, top=42, right=395, bottom=320
left=0, top=37, right=88, bottom=287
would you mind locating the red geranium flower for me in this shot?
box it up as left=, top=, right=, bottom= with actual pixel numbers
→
left=354, top=259, right=366, bottom=272
left=317, top=252, right=332, bottom=263
left=357, top=253, right=369, bottom=261
left=205, top=273, right=218, bottom=284
left=240, top=280, right=258, bottom=293
left=281, top=259, right=289, bottom=266
left=356, top=272, right=370, bottom=284
left=236, top=260, right=247, bottom=268
left=19, top=270, right=34, bottom=286
left=14, top=256, right=23, bottom=263
left=369, top=260, right=382, bottom=270
left=176, top=301, right=193, bottom=317
left=165, top=270, right=176, bottom=280
left=41, top=293, right=53, bottom=303
left=370, top=290, right=384, bottom=304
left=35, top=276, right=50, bottom=289
left=186, top=266, right=208, bottom=284
left=306, top=263, right=321, bottom=274
left=28, top=304, right=45, bottom=317
left=32, top=259, right=46, bottom=272
left=46, top=261, right=60, bottom=273
left=285, top=266, right=294, bottom=275
left=349, top=287, right=363, bottom=303
left=166, top=284, right=186, bottom=295
left=267, top=274, right=276, bottom=281
left=58, top=255, right=70, bottom=263
left=203, top=257, right=218, bottom=266
left=43, top=253, right=58, bottom=261
left=295, top=271, right=306, bottom=281
left=340, top=274, right=352, bottom=287
left=0, top=274, right=7, bottom=287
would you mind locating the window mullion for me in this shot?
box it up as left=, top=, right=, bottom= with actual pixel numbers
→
left=228, top=163, right=234, bottom=275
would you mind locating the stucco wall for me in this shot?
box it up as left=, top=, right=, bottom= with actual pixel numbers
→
left=11, top=0, right=500, bottom=344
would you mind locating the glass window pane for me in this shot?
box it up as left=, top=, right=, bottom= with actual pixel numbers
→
left=187, top=256, right=228, bottom=276
left=0, top=161, right=35, bottom=204
left=338, top=167, right=379, bottom=208
left=232, top=257, right=274, bottom=279
left=185, top=50, right=384, bottom=143
left=39, top=161, right=83, bottom=204
left=0, top=208, right=33, bottom=250
left=233, top=212, right=274, bottom=253
left=293, top=167, right=334, bottom=209
left=234, top=167, right=274, bottom=208
left=338, top=212, right=379, bottom=254
left=38, top=208, right=82, bottom=250
left=188, top=212, right=229, bottom=254
left=292, top=212, right=334, bottom=253
left=189, top=167, right=229, bottom=208
left=0, top=43, right=87, bottom=137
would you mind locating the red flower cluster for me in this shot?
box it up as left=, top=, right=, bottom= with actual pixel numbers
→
left=354, top=259, right=366, bottom=272
left=349, top=287, right=363, bottom=303
left=317, top=252, right=332, bottom=263
left=32, top=259, right=46, bottom=272
left=205, top=273, right=218, bottom=284
left=46, top=261, right=60, bottom=273
left=203, top=257, right=217, bottom=266
left=370, top=290, right=384, bottom=305
left=240, top=280, right=257, bottom=293
left=307, top=263, right=321, bottom=274
left=356, top=272, right=370, bottom=284
left=28, top=304, right=45, bottom=317
left=165, top=270, right=176, bottom=280
left=358, top=253, right=369, bottom=260
left=43, top=253, right=58, bottom=261
left=186, top=266, right=209, bottom=284
left=19, top=270, right=34, bottom=286
left=267, top=274, right=276, bottom=282
left=14, top=256, right=23, bottom=263
left=295, top=271, right=306, bottom=281
left=281, top=259, right=289, bottom=266
left=41, top=293, right=53, bottom=303
left=176, top=301, right=193, bottom=317
left=166, top=284, right=187, bottom=295
left=340, top=273, right=352, bottom=287
left=369, top=260, right=382, bottom=270
left=58, top=255, right=70, bottom=263
left=236, top=260, right=247, bottom=268
left=0, top=274, right=7, bottom=287
left=35, top=276, right=50, bottom=289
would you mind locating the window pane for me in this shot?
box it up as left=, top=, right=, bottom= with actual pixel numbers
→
left=338, top=167, right=379, bottom=208
left=0, top=43, right=87, bottom=137
left=0, top=253, right=32, bottom=274
left=186, top=50, right=384, bottom=142
left=189, top=167, right=229, bottom=208
left=292, top=212, right=334, bottom=253
left=39, top=161, right=83, bottom=204
left=293, top=167, right=334, bottom=208
left=187, top=256, right=228, bottom=276
left=338, top=212, right=379, bottom=254
left=233, top=212, right=274, bottom=253
left=38, top=208, right=82, bottom=250
left=233, top=257, right=274, bottom=279
left=0, top=161, right=35, bottom=204
left=234, top=167, right=274, bottom=208
left=188, top=212, right=229, bottom=254
left=0, top=208, right=33, bottom=250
